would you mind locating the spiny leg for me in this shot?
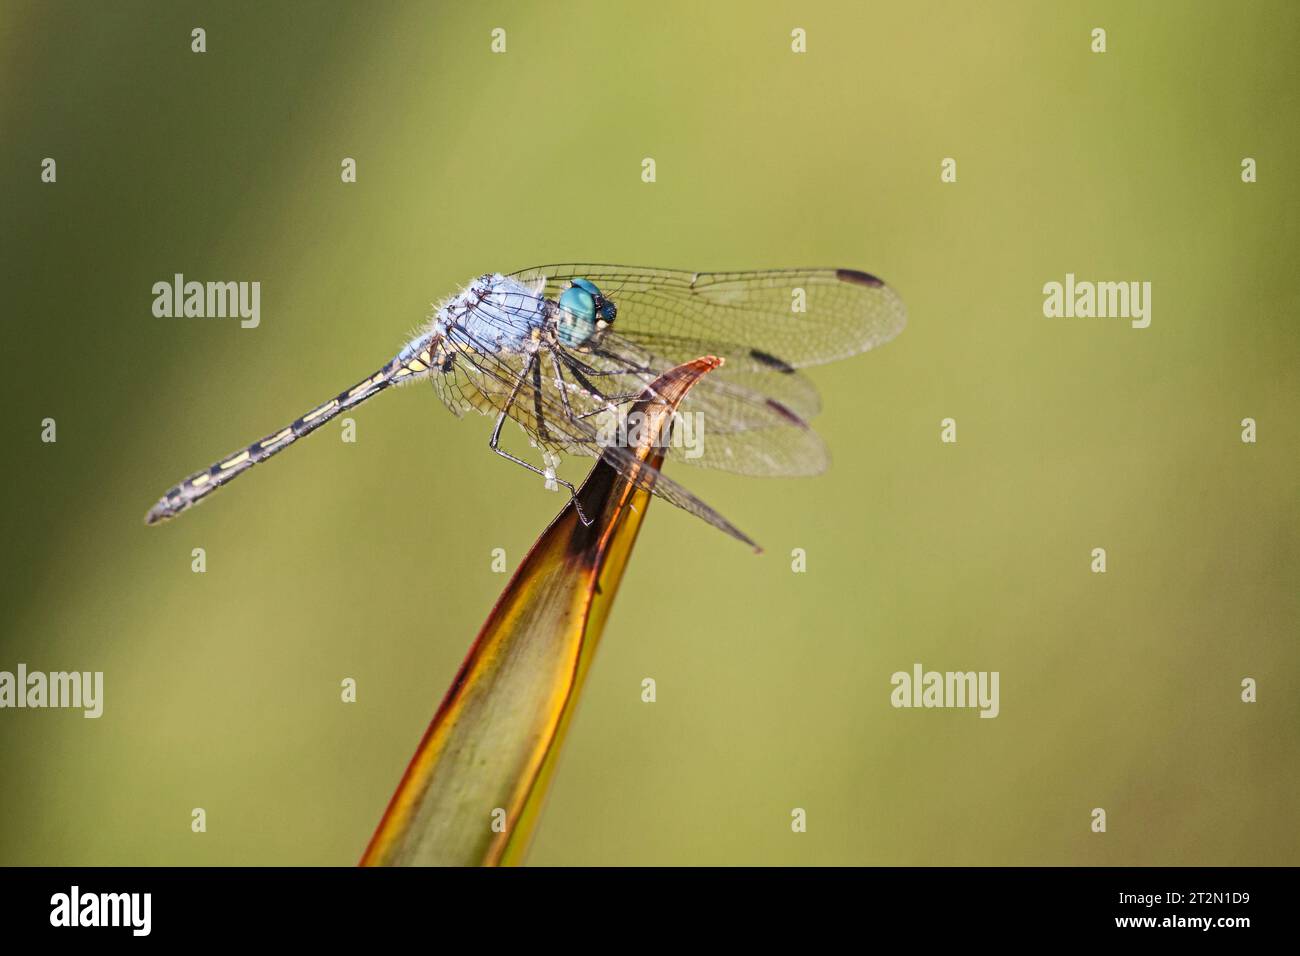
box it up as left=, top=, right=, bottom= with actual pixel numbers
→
left=553, top=349, right=644, bottom=419
left=568, top=347, right=669, bottom=406
left=588, top=346, right=656, bottom=378
left=548, top=348, right=578, bottom=423
left=488, top=353, right=591, bottom=526
left=559, top=352, right=609, bottom=398
left=573, top=396, right=641, bottom=420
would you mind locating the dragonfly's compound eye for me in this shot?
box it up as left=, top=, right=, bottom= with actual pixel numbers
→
left=557, top=284, right=598, bottom=348
left=559, top=285, right=596, bottom=322
left=568, top=277, right=616, bottom=330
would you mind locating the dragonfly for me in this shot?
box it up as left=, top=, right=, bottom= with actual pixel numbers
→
left=144, top=265, right=906, bottom=548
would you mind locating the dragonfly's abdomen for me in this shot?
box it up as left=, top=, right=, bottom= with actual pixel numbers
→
left=144, top=360, right=400, bottom=524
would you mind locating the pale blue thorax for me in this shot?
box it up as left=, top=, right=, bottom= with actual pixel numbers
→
left=395, top=273, right=547, bottom=371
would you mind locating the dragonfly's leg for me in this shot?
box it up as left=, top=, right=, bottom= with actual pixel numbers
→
left=550, top=349, right=647, bottom=421
left=566, top=347, right=653, bottom=377
left=589, top=347, right=655, bottom=376
left=548, top=349, right=578, bottom=423
left=562, top=349, right=667, bottom=406
left=561, top=363, right=629, bottom=377
left=489, top=436, right=591, bottom=526
left=560, top=362, right=651, bottom=383
left=559, top=352, right=618, bottom=400
left=530, top=357, right=551, bottom=441
left=488, top=356, right=592, bottom=526
left=574, top=395, right=640, bottom=420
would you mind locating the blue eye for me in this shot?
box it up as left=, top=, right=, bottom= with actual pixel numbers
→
left=557, top=286, right=597, bottom=348
left=558, top=286, right=596, bottom=323
left=572, top=278, right=616, bottom=324
left=556, top=279, right=615, bottom=347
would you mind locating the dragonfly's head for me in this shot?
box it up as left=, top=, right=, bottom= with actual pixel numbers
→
left=556, top=278, right=617, bottom=348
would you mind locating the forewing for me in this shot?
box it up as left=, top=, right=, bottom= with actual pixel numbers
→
left=510, top=264, right=907, bottom=370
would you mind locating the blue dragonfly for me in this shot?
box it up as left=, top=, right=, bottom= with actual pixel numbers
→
left=145, top=265, right=906, bottom=548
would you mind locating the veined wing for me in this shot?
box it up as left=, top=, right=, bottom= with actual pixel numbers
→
left=436, top=298, right=832, bottom=479
left=509, top=264, right=907, bottom=371
left=434, top=316, right=758, bottom=548
left=568, top=333, right=831, bottom=477
left=594, top=329, right=823, bottom=422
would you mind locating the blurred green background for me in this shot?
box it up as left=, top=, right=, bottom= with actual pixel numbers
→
left=2, top=0, right=1296, bottom=866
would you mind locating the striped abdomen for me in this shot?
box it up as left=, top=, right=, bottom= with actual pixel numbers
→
left=144, top=338, right=441, bottom=524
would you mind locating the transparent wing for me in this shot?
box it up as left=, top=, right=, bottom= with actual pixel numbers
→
left=509, top=264, right=907, bottom=370
left=596, top=330, right=824, bottom=421
left=446, top=264, right=904, bottom=482
left=435, top=317, right=758, bottom=548
left=564, top=332, right=831, bottom=477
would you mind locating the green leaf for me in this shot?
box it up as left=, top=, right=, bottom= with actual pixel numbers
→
left=361, top=356, right=725, bottom=866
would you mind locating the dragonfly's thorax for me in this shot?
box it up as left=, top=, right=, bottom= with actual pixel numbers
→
left=428, top=273, right=548, bottom=356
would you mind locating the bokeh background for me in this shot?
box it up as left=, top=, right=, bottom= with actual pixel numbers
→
left=2, top=0, right=1296, bottom=866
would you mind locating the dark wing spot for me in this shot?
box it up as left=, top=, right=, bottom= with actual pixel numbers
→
left=765, top=398, right=809, bottom=428
left=835, top=268, right=884, bottom=288
left=749, top=348, right=796, bottom=374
